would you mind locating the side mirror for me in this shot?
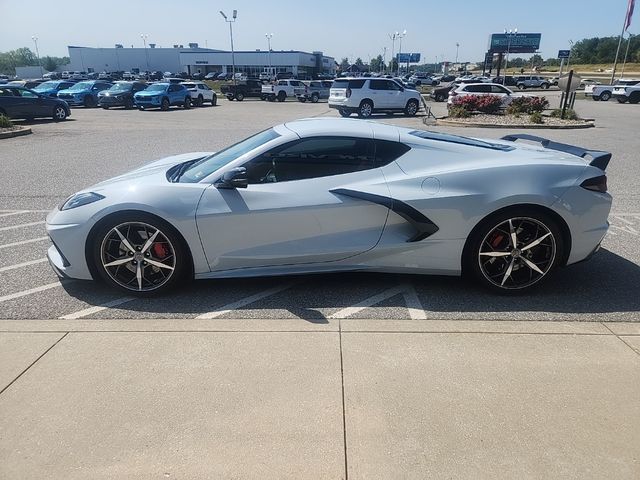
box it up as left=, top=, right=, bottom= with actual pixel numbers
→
left=215, top=167, right=248, bottom=189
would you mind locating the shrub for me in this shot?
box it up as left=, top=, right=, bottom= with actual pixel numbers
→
left=550, top=108, right=579, bottom=120
left=506, top=96, right=549, bottom=115
left=529, top=112, right=544, bottom=124
left=452, top=94, right=503, bottom=114
left=0, top=114, right=13, bottom=129
left=448, top=105, right=471, bottom=118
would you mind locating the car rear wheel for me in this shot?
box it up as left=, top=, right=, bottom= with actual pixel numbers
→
left=124, top=98, right=134, bottom=109
left=405, top=99, right=419, bottom=116
left=600, top=91, right=611, bottom=101
left=196, top=95, right=204, bottom=106
left=542, top=83, right=550, bottom=89
left=311, top=93, right=319, bottom=103
left=92, top=214, right=190, bottom=295
left=629, top=93, right=640, bottom=104
left=235, top=92, right=245, bottom=101
left=517, top=84, right=525, bottom=90
left=464, top=210, right=564, bottom=293
left=84, top=95, right=96, bottom=108
left=211, top=95, right=217, bottom=106
left=183, top=97, right=191, bottom=109
left=298, top=97, right=307, bottom=103
left=277, top=91, right=286, bottom=102
left=338, top=108, right=351, bottom=117
left=160, top=98, right=170, bottom=111
left=52, top=105, right=67, bottom=121
left=357, top=100, right=373, bottom=118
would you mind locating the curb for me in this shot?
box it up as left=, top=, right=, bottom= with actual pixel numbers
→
left=436, top=118, right=595, bottom=129
left=0, top=126, right=32, bottom=139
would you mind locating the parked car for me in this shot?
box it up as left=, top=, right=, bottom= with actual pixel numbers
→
left=329, top=77, right=422, bottom=117
left=261, top=79, right=306, bottom=102
left=0, top=85, right=70, bottom=121
left=45, top=119, right=612, bottom=295
left=516, top=75, right=551, bottom=90
left=204, top=72, right=220, bottom=80
left=33, top=80, right=76, bottom=98
left=181, top=82, right=217, bottom=106
left=98, top=81, right=147, bottom=109
left=7, top=80, right=45, bottom=89
left=57, top=80, right=112, bottom=107
left=297, top=80, right=333, bottom=103
left=579, top=78, right=601, bottom=89
left=217, top=72, right=232, bottom=80
left=585, top=79, right=640, bottom=101
left=221, top=79, right=264, bottom=101
left=42, top=72, right=61, bottom=80
left=430, top=83, right=455, bottom=102
left=612, top=83, right=640, bottom=103
left=134, top=83, right=191, bottom=110
left=410, top=73, right=437, bottom=86
left=191, top=72, right=205, bottom=80
left=448, top=83, right=516, bottom=106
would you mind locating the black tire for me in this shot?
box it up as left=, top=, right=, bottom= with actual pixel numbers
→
left=405, top=99, right=419, bottom=116
left=463, top=208, right=564, bottom=293
left=211, top=95, right=217, bottom=106
left=629, top=93, right=640, bottom=104
left=138, top=106, right=145, bottom=111
left=298, top=97, right=307, bottom=103
left=542, top=83, right=550, bottom=89
left=183, top=97, right=191, bottom=109
left=357, top=100, right=373, bottom=118
left=90, top=212, right=192, bottom=296
left=226, top=95, right=234, bottom=101
left=52, top=105, right=67, bottom=121
left=160, top=98, right=170, bottom=111
left=197, top=95, right=204, bottom=106
left=124, top=98, right=134, bottom=109
left=517, top=84, right=525, bottom=90
left=102, top=106, right=110, bottom=109
left=338, top=108, right=351, bottom=117
left=235, top=92, right=245, bottom=101
left=84, top=95, right=96, bottom=108
left=311, top=93, right=319, bottom=103
left=435, top=93, right=446, bottom=102
left=617, top=97, right=628, bottom=104
left=600, top=91, right=611, bottom=102
left=268, top=95, right=276, bottom=102
left=277, top=91, right=286, bottom=102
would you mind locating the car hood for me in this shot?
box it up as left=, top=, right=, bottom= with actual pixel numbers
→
left=135, top=90, right=165, bottom=96
left=59, top=89, right=87, bottom=95
left=91, top=152, right=214, bottom=189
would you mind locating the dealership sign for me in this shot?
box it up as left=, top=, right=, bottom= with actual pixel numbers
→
left=488, top=33, right=541, bottom=53
left=397, top=53, right=421, bottom=63
left=557, top=50, right=571, bottom=59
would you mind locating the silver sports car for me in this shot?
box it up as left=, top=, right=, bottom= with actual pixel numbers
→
left=46, top=118, right=611, bottom=294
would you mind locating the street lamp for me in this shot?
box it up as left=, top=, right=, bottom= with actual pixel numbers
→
left=567, top=39, right=574, bottom=71
left=455, top=42, right=460, bottom=65
left=397, top=30, right=406, bottom=76
left=265, top=33, right=273, bottom=79
left=503, top=28, right=517, bottom=82
left=220, top=10, right=238, bottom=85
left=140, top=34, right=150, bottom=71
left=31, top=36, right=43, bottom=77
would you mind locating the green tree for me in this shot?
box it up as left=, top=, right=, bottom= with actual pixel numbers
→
left=389, top=58, right=398, bottom=73
left=354, top=57, right=364, bottom=67
left=42, top=56, right=58, bottom=72
left=339, top=57, right=350, bottom=72
left=370, top=55, right=384, bottom=72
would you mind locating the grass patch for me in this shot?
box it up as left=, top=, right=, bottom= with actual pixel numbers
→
left=0, top=114, right=13, bottom=129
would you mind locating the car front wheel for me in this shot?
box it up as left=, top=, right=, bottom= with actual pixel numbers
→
left=53, top=105, right=67, bottom=121
left=92, top=214, right=190, bottom=295
left=464, top=210, right=564, bottom=293
left=405, top=99, right=419, bottom=116
left=600, top=92, right=611, bottom=101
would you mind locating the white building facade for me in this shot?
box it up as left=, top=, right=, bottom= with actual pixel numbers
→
left=65, top=46, right=336, bottom=77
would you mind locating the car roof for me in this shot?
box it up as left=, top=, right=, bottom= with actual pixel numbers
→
left=283, top=118, right=401, bottom=141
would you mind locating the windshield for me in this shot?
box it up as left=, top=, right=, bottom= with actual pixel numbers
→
left=182, top=83, right=195, bottom=88
left=110, top=83, right=132, bottom=92
left=68, top=82, right=92, bottom=91
left=145, top=84, right=167, bottom=92
left=34, top=81, right=57, bottom=91
left=177, top=128, right=281, bottom=183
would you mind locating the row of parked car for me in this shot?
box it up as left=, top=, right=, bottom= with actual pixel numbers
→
left=584, top=78, right=640, bottom=103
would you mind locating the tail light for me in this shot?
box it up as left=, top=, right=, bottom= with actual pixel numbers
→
left=449, top=91, right=457, bottom=97
left=346, top=88, right=352, bottom=98
left=581, top=175, right=607, bottom=193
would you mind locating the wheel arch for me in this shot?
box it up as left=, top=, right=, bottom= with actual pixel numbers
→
left=359, top=98, right=374, bottom=107
left=84, top=209, right=195, bottom=282
left=461, top=203, right=572, bottom=273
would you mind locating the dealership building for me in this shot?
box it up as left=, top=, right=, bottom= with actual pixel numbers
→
left=62, top=45, right=336, bottom=77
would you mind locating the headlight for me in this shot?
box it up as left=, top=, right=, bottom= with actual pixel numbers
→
left=60, top=192, right=105, bottom=211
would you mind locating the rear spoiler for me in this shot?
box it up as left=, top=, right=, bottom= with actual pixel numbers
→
left=501, top=134, right=611, bottom=171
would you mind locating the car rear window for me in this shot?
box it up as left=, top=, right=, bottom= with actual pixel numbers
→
left=374, top=140, right=411, bottom=167
left=408, top=130, right=514, bottom=152
left=333, top=79, right=365, bottom=89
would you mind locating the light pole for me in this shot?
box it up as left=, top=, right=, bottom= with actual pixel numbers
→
left=455, top=42, right=459, bottom=65
left=265, top=33, right=273, bottom=78
left=567, top=39, right=574, bottom=71
left=220, top=10, right=238, bottom=85
left=140, top=34, right=149, bottom=71
left=389, top=32, right=399, bottom=75
left=503, top=28, right=517, bottom=81
left=397, top=30, right=406, bottom=76
left=382, top=47, right=387, bottom=73
left=31, top=36, right=43, bottom=77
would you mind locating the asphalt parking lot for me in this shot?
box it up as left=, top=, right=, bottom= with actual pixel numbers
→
left=0, top=93, right=638, bottom=321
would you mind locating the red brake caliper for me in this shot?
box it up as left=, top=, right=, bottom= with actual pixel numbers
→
left=153, top=242, right=169, bottom=259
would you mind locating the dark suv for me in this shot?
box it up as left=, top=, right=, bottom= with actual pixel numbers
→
left=0, top=85, right=70, bottom=121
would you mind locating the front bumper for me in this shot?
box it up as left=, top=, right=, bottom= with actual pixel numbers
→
left=46, top=218, right=94, bottom=280
left=135, top=96, right=162, bottom=106
left=98, top=96, right=127, bottom=106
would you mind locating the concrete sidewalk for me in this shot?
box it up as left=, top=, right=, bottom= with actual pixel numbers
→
left=1, top=319, right=639, bottom=479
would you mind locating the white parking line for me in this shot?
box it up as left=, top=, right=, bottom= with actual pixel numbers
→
left=0, top=237, right=49, bottom=250
left=329, top=285, right=408, bottom=319
left=0, top=258, right=47, bottom=273
left=60, top=296, right=137, bottom=320
left=0, top=282, right=63, bottom=303
left=0, top=221, right=46, bottom=232
left=403, top=285, right=427, bottom=320
left=196, top=283, right=296, bottom=319
left=0, top=210, right=30, bottom=218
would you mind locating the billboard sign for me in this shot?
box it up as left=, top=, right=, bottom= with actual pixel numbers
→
left=397, top=53, right=421, bottom=63
left=557, top=49, right=571, bottom=59
left=489, top=33, right=541, bottom=53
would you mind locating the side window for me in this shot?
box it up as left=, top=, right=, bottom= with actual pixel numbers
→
left=374, top=140, right=411, bottom=167
left=199, top=84, right=208, bottom=90
left=369, top=80, right=387, bottom=90
left=277, top=81, right=287, bottom=86
left=19, top=89, right=38, bottom=98
left=168, top=84, right=179, bottom=92
left=0, top=88, right=12, bottom=97
left=348, top=79, right=366, bottom=89
left=245, top=137, right=375, bottom=184
left=387, top=81, right=402, bottom=91
left=491, top=85, right=508, bottom=94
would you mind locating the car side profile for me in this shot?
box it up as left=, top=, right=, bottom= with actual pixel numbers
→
left=33, top=80, right=77, bottom=98
left=448, top=83, right=516, bottom=105
left=181, top=82, right=217, bottom=106
left=134, top=83, right=192, bottom=110
left=0, top=86, right=70, bottom=121
left=516, top=76, right=550, bottom=89
left=329, top=78, right=422, bottom=117
left=57, top=80, right=112, bottom=107
left=98, top=81, right=148, bottom=109
left=46, top=118, right=611, bottom=296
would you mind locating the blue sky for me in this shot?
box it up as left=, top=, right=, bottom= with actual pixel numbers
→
left=0, top=0, right=635, bottom=62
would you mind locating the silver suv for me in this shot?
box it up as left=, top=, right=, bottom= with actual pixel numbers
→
left=328, top=77, right=422, bottom=118
left=516, top=75, right=550, bottom=90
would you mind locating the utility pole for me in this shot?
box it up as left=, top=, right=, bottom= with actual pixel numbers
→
left=265, top=33, right=273, bottom=78
left=397, top=30, right=406, bottom=76
left=455, top=42, right=459, bottom=65
left=220, top=10, right=238, bottom=85
left=389, top=32, right=399, bottom=75
left=503, top=28, right=517, bottom=80
left=140, top=34, right=149, bottom=71
left=31, top=36, right=43, bottom=77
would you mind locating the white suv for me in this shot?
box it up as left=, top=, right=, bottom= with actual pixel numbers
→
left=181, top=82, right=217, bottom=106
left=448, top=83, right=516, bottom=106
left=329, top=77, right=422, bottom=118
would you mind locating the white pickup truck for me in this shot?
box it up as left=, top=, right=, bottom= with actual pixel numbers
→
left=612, top=82, right=640, bottom=104
left=585, top=79, right=640, bottom=101
left=261, top=79, right=306, bottom=102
